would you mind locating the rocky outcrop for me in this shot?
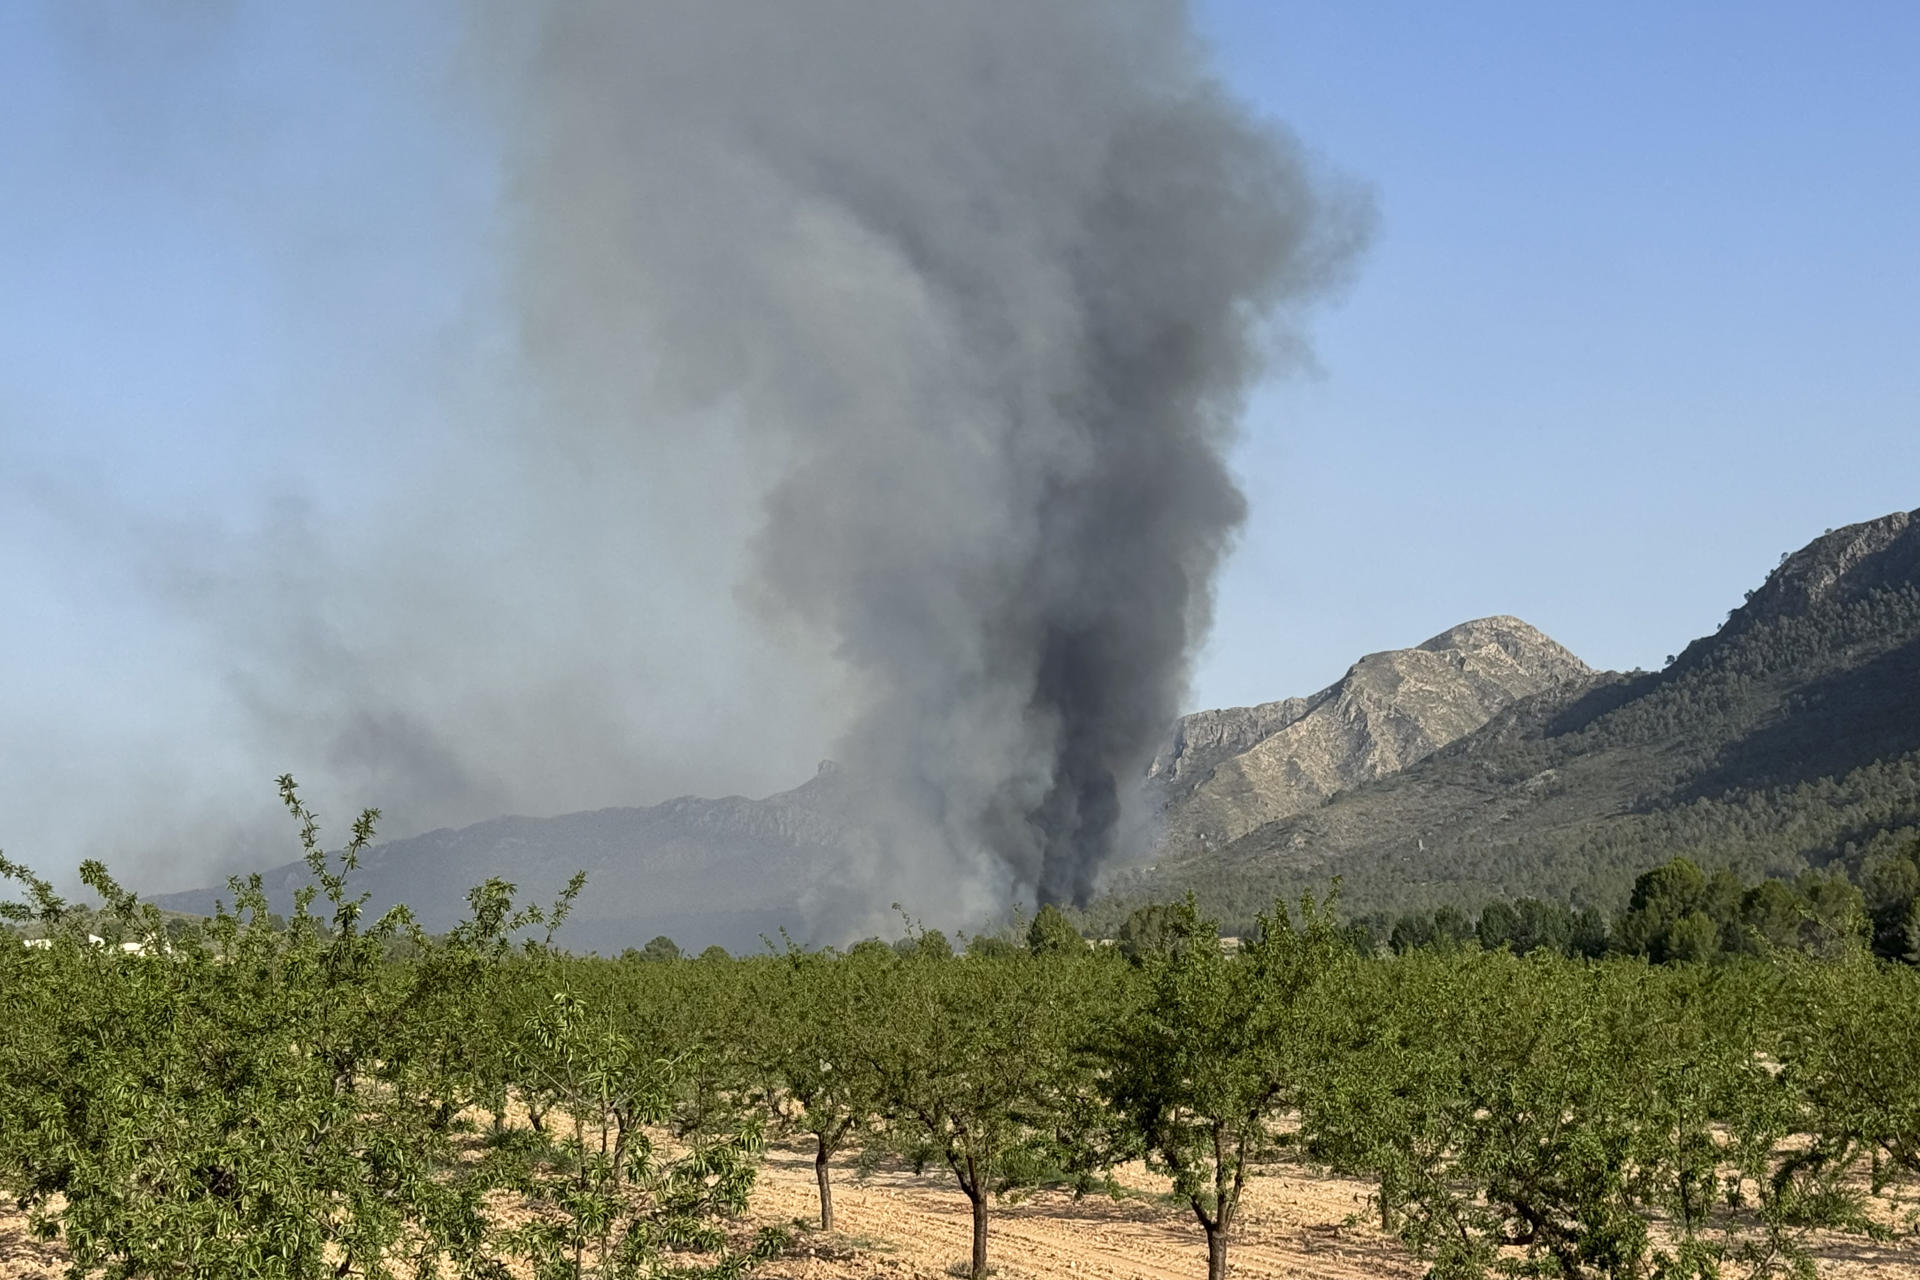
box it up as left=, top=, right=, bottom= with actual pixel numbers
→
left=1148, top=695, right=1323, bottom=791
left=1732, top=508, right=1920, bottom=629
left=1150, top=616, right=1589, bottom=853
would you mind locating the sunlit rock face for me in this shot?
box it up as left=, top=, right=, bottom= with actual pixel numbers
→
left=1149, top=616, right=1590, bottom=854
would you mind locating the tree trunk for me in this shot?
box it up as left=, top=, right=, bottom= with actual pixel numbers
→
left=1206, top=1224, right=1227, bottom=1280
left=970, top=1191, right=989, bottom=1279
left=816, top=1133, right=835, bottom=1232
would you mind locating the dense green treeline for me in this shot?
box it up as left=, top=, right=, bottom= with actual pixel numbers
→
left=1364, top=840, right=1920, bottom=966
left=1096, top=744, right=1920, bottom=944
left=6, top=787, right=1920, bottom=1278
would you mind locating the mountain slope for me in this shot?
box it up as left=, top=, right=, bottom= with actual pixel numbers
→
left=153, top=618, right=1589, bottom=951
left=155, top=763, right=859, bottom=952
left=1148, top=616, right=1589, bottom=853
left=1101, top=508, right=1920, bottom=932
left=155, top=508, right=1920, bottom=950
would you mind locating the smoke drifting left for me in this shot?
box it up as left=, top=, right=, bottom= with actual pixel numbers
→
left=3, top=3, right=1366, bottom=931
left=485, top=1, right=1370, bottom=914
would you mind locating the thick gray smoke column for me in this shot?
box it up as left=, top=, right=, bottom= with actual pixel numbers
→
left=493, top=2, right=1369, bottom=909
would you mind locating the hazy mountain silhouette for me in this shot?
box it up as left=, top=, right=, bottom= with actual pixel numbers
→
left=157, top=507, right=1920, bottom=948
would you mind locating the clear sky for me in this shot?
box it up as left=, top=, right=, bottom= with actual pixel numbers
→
left=1190, top=1, right=1920, bottom=704
left=1, top=3, right=1916, bottom=882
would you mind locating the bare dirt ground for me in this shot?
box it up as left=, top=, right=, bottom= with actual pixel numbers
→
left=0, top=1150, right=1416, bottom=1280
left=751, top=1145, right=1419, bottom=1280
left=5, top=1138, right=1916, bottom=1280
left=0, top=1208, right=70, bottom=1280
left=745, top=1141, right=1919, bottom=1280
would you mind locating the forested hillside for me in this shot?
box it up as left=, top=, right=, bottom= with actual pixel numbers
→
left=1100, top=508, right=1920, bottom=934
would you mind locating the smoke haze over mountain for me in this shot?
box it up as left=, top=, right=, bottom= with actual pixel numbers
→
left=2, top=2, right=1365, bottom=929
left=483, top=1, right=1369, bottom=917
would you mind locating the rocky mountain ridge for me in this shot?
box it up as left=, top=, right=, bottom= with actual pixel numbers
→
left=1149, top=616, right=1590, bottom=854
left=153, top=616, right=1588, bottom=949
left=1102, top=507, right=1920, bottom=932
left=155, top=762, right=858, bottom=952
left=1709, top=507, right=1920, bottom=639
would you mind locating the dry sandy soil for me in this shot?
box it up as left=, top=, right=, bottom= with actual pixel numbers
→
left=749, top=1144, right=1419, bottom=1280
left=5, top=1139, right=1917, bottom=1280
left=745, top=1142, right=1920, bottom=1280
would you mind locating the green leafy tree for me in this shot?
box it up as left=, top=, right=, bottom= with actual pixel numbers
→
left=639, top=935, right=683, bottom=963
left=0, top=779, right=779, bottom=1280
left=1793, top=871, right=1870, bottom=958
left=497, top=991, right=782, bottom=1280
left=1569, top=906, right=1610, bottom=957
left=1666, top=910, right=1722, bottom=964
left=1737, top=879, right=1806, bottom=953
left=1476, top=897, right=1584, bottom=956
left=1115, top=902, right=1178, bottom=962
left=1097, top=894, right=1346, bottom=1280
left=0, top=782, right=488, bottom=1278
left=911, top=928, right=954, bottom=960
left=1026, top=903, right=1083, bottom=956
left=1304, top=951, right=1840, bottom=1280
left=1784, top=956, right=1920, bottom=1190
left=871, top=948, right=1095, bottom=1279
left=1432, top=905, right=1474, bottom=946
left=1475, top=900, right=1522, bottom=951
left=1388, top=910, right=1437, bottom=954
left=745, top=943, right=890, bottom=1231
left=1862, top=836, right=1920, bottom=961
left=1615, top=858, right=1741, bottom=961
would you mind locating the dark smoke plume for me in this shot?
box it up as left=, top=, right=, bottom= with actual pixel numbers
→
left=488, top=2, right=1370, bottom=910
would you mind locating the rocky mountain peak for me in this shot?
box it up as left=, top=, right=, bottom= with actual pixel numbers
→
left=1149, top=616, right=1590, bottom=856
left=1735, top=508, right=1920, bottom=629
left=1415, top=615, right=1588, bottom=670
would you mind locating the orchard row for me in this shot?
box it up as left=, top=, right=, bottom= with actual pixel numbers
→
left=3, top=781, right=1917, bottom=1280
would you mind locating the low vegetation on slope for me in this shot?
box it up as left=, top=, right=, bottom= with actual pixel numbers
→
left=1100, top=510, right=1920, bottom=936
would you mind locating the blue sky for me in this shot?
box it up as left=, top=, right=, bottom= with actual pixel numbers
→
left=1191, top=1, right=1920, bottom=701
left=1, top=3, right=1916, bottom=879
